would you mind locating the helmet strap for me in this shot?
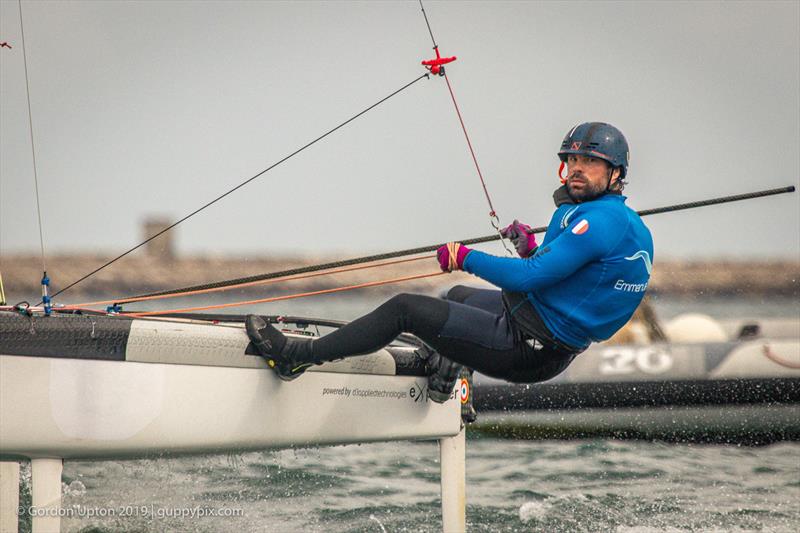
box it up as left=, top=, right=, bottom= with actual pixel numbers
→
left=605, top=167, right=623, bottom=194
left=558, top=161, right=567, bottom=184
left=605, top=170, right=613, bottom=192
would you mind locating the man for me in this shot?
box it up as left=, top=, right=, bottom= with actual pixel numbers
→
left=246, top=122, right=653, bottom=402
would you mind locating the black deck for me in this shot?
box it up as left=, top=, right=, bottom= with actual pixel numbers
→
left=0, top=311, right=429, bottom=376
left=0, top=311, right=131, bottom=360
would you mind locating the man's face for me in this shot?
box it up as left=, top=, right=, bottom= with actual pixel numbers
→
left=565, top=154, right=619, bottom=202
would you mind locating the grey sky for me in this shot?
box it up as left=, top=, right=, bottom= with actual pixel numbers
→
left=1, top=0, right=798, bottom=261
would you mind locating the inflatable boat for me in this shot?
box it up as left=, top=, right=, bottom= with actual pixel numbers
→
left=469, top=314, right=800, bottom=443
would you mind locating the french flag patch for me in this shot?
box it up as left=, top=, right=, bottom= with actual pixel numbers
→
left=572, top=219, right=590, bottom=235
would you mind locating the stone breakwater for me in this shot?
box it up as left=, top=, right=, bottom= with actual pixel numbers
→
left=1, top=253, right=798, bottom=301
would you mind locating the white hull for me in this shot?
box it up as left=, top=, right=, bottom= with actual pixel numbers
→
left=0, top=355, right=459, bottom=460
left=0, top=315, right=461, bottom=460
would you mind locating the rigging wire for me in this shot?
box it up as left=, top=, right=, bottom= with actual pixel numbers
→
left=47, top=72, right=430, bottom=302
left=418, top=0, right=438, bottom=48
left=418, top=0, right=514, bottom=254
left=17, top=0, right=47, bottom=274
left=68, top=255, right=434, bottom=308
left=48, top=3, right=510, bottom=309
left=125, top=271, right=447, bottom=317
left=442, top=72, right=500, bottom=229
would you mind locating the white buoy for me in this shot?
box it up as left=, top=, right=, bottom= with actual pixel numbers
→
left=664, top=313, right=728, bottom=343
left=439, top=426, right=466, bottom=533
left=0, top=461, right=20, bottom=533
left=31, top=458, right=62, bottom=533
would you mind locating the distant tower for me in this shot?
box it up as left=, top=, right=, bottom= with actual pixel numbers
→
left=142, top=217, right=175, bottom=259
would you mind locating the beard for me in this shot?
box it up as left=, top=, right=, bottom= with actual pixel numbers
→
left=566, top=173, right=608, bottom=203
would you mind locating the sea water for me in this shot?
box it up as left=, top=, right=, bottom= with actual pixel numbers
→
left=16, top=294, right=800, bottom=532
left=38, top=439, right=800, bottom=532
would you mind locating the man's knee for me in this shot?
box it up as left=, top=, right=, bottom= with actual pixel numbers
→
left=384, top=293, right=421, bottom=313
left=442, top=285, right=474, bottom=303
left=381, top=293, right=449, bottom=335
left=382, top=293, right=442, bottom=319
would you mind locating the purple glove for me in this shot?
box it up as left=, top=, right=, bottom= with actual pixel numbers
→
left=500, top=220, right=538, bottom=258
left=437, top=242, right=472, bottom=272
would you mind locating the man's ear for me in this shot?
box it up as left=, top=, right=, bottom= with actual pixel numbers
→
left=610, top=167, right=622, bottom=189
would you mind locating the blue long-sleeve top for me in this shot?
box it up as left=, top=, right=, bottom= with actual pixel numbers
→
left=463, top=194, right=653, bottom=349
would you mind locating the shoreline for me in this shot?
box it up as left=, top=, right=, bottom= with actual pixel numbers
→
left=2, top=253, right=798, bottom=301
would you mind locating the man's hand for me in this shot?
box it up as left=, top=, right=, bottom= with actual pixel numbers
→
left=500, top=220, right=538, bottom=258
left=437, top=242, right=472, bottom=272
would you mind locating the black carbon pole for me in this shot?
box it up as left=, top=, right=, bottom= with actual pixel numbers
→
left=127, top=185, right=795, bottom=300
left=635, top=185, right=795, bottom=216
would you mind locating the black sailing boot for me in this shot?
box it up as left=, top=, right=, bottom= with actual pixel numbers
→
left=425, top=351, right=463, bottom=404
left=245, top=315, right=315, bottom=381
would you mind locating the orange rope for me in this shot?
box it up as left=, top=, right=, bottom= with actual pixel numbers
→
left=126, top=270, right=447, bottom=317
left=762, top=343, right=800, bottom=369
left=68, top=254, right=435, bottom=308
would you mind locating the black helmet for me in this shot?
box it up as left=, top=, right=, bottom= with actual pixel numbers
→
left=558, top=122, right=629, bottom=179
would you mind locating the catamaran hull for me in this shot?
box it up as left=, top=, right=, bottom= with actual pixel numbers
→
left=0, top=312, right=460, bottom=460
left=0, top=355, right=458, bottom=460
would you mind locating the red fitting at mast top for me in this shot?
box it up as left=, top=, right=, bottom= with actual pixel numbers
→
left=421, top=47, right=456, bottom=75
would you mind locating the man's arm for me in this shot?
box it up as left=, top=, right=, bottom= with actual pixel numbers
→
left=463, top=214, right=617, bottom=292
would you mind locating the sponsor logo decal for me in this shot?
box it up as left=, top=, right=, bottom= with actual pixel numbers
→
left=613, top=279, right=648, bottom=293
left=625, top=250, right=653, bottom=275
left=571, top=219, right=589, bottom=235
left=410, top=381, right=428, bottom=403
left=322, top=386, right=411, bottom=400
left=570, top=141, right=582, bottom=150
left=560, top=206, right=579, bottom=229
left=614, top=250, right=652, bottom=291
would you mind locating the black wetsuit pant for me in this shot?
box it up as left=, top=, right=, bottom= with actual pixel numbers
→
left=310, top=285, right=580, bottom=383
